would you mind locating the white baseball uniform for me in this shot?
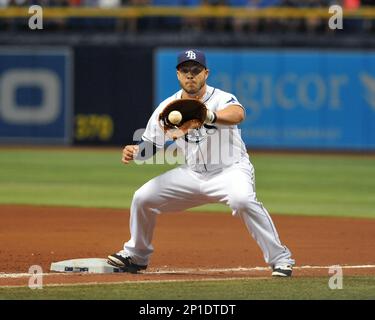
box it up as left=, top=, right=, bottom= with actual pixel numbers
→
left=123, top=85, right=294, bottom=268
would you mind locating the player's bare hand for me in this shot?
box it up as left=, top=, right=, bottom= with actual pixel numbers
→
left=122, top=145, right=139, bottom=164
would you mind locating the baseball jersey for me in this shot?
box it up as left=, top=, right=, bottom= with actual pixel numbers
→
left=142, top=85, right=249, bottom=172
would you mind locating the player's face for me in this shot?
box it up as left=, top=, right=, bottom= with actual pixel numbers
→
left=177, top=62, right=209, bottom=95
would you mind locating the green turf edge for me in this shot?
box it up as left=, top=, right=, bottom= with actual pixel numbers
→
left=0, top=201, right=374, bottom=220
left=1, top=276, right=374, bottom=300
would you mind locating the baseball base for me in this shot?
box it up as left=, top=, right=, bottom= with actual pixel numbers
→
left=50, top=258, right=122, bottom=273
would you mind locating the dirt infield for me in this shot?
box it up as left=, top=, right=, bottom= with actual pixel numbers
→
left=0, top=205, right=374, bottom=286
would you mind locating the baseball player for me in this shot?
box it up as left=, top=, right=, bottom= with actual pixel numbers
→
left=108, top=49, right=295, bottom=277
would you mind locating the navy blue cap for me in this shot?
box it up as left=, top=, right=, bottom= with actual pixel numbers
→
left=176, top=49, right=207, bottom=68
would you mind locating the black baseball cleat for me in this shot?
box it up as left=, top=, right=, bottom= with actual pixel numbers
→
left=272, top=264, right=293, bottom=277
left=107, top=253, right=147, bottom=274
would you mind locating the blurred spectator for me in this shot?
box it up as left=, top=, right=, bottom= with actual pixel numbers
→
left=342, top=0, right=366, bottom=33
left=69, top=0, right=82, bottom=5
left=231, top=0, right=282, bottom=34
left=116, top=0, right=151, bottom=33
left=231, top=0, right=261, bottom=34
left=303, top=0, right=327, bottom=35
left=277, top=0, right=327, bottom=34
left=149, top=0, right=183, bottom=33
left=181, top=0, right=204, bottom=33
left=202, top=0, right=228, bottom=32
left=8, top=0, right=29, bottom=5
left=83, top=0, right=99, bottom=5
left=99, top=0, right=120, bottom=6
left=0, top=0, right=10, bottom=6
left=344, top=0, right=360, bottom=9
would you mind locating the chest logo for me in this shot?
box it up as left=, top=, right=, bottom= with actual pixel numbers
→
left=184, top=125, right=217, bottom=143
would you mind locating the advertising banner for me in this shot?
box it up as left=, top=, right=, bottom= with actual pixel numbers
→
left=0, top=48, right=72, bottom=144
left=155, top=49, right=375, bottom=150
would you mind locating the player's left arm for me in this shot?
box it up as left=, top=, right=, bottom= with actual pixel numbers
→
left=214, top=104, right=245, bottom=125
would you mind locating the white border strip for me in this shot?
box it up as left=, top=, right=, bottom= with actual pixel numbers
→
left=145, top=264, right=375, bottom=274
left=0, top=276, right=273, bottom=289
left=1, top=264, right=375, bottom=279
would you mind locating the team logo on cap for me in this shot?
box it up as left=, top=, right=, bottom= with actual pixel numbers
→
left=185, top=50, right=196, bottom=60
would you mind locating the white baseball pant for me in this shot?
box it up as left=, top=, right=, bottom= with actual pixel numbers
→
left=123, top=157, right=294, bottom=267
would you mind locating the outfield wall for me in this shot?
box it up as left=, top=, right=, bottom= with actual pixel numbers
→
left=73, top=46, right=153, bottom=146
left=0, top=46, right=153, bottom=146
left=1, top=46, right=375, bottom=150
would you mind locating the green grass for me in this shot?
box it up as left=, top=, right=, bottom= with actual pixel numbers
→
left=0, top=149, right=374, bottom=218
left=1, top=277, right=374, bottom=300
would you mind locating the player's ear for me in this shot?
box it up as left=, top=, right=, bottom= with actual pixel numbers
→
left=176, top=69, right=181, bottom=80
left=204, top=68, right=209, bottom=80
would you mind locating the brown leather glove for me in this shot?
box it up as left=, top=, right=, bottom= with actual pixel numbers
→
left=159, top=98, right=208, bottom=140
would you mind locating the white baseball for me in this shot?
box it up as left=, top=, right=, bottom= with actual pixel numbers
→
left=168, top=110, right=182, bottom=125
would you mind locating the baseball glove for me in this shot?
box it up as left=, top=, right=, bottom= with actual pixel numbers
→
left=159, top=98, right=208, bottom=140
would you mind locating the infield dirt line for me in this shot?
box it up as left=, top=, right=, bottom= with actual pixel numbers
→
left=0, top=276, right=273, bottom=289
left=1, top=264, right=375, bottom=279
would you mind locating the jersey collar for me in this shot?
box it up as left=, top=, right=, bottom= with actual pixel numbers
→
left=179, top=85, right=214, bottom=103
